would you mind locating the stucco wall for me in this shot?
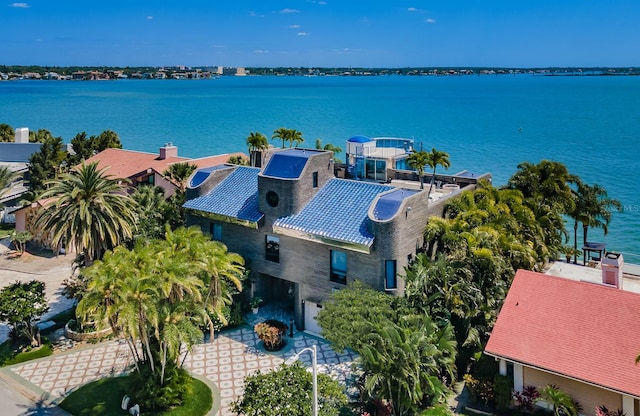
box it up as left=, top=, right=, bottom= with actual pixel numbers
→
left=523, top=366, right=622, bottom=416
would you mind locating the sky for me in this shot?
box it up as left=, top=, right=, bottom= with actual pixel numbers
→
left=2, top=1, right=639, bottom=68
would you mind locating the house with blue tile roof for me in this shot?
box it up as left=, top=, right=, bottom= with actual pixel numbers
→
left=184, top=147, right=489, bottom=334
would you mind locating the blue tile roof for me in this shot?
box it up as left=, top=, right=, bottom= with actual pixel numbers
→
left=373, top=188, right=420, bottom=220
left=262, top=149, right=322, bottom=179
left=274, top=179, right=393, bottom=246
left=183, top=166, right=263, bottom=223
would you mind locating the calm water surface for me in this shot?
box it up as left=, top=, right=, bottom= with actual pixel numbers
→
left=1, top=75, right=639, bottom=258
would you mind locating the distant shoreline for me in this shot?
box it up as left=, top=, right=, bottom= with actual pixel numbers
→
left=1, top=65, right=639, bottom=81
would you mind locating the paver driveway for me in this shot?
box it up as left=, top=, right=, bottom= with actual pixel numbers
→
left=2, top=326, right=358, bottom=416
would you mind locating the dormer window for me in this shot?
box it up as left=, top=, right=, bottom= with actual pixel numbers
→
left=266, top=191, right=279, bottom=207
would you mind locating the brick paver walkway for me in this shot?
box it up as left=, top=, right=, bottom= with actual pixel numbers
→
left=2, top=326, right=358, bottom=416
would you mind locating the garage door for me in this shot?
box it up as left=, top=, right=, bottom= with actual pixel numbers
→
left=304, top=301, right=323, bottom=336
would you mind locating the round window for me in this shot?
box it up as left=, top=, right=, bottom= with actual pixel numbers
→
left=266, top=191, right=279, bottom=207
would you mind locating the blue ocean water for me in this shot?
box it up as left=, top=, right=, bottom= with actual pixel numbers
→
left=1, top=75, right=639, bottom=259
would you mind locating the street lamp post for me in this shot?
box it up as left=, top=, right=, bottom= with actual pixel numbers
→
left=285, top=344, right=318, bottom=416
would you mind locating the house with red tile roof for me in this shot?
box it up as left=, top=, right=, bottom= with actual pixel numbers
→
left=82, top=144, right=246, bottom=196
left=485, top=269, right=640, bottom=416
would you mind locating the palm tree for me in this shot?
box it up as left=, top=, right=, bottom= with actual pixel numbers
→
left=539, top=385, right=578, bottom=416
left=246, top=131, right=268, bottom=167
left=406, top=150, right=430, bottom=190
left=272, top=127, right=289, bottom=149
left=35, top=162, right=137, bottom=266
left=574, top=182, right=622, bottom=247
left=163, top=162, right=197, bottom=192
left=315, top=138, right=343, bottom=162
left=0, top=166, right=20, bottom=202
left=425, top=147, right=451, bottom=197
left=289, top=129, right=304, bottom=148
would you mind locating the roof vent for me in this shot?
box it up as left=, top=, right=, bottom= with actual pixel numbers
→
left=601, top=252, right=624, bottom=288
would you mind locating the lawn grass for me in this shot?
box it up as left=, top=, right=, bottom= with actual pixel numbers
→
left=59, top=375, right=212, bottom=416
left=0, top=340, right=53, bottom=366
left=0, top=223, right=14, bottom=239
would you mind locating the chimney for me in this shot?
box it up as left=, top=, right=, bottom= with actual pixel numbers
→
left=14, top=127, right=29, bottom=143
left=159, top=142, right=178, bottom=160
left=601, top=252, right=624, bottom=289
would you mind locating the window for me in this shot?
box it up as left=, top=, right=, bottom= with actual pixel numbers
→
left=330, top=250, right=347, bottom=284
left=312, top=172, right=318, bottom=188
left=385, top=260, right=397, bottom=290
left=210, top=223, right=222, bottom=241
left=147, top=175, right=154, bottom=185
left=266, top=191, right=279, bottom=207
left=265, top=235, right=280, bottom=263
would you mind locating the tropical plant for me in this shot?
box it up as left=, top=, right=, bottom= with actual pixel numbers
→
left=0, top=280, right=49, bottom=346
left=254, top=319, right=287, bottom=350
left=513, top=385, right=541, bottom=411
left=596, top=405, right=626, bottom=416
left=27, top=133, right=66, bottom=194
left=35, top=161, right=137, bottom=266
left=406, top=150, right=430, bottom=190
left=358, top=315, right=457, bottom=415
left=231, top=362, right=348, bottom=416
left=272, top=127, right=290, bottom=148
left=315, top=138, right=343, bottom=162
left=289, top=128, right=304, bottom=147
left=227, top=154, right=249, bottom=165
left=0, top=123, right=13, bottom=142
left=67, top=130, right=123, bottom=165
left=162, top=162, right=197, bottom=192
left=424, top=147, right=451, bottom=197
left=76, top=226, right=245, bottom=409
left=246, top=131, right=269, bottom=166
left=131, top=185, right=169, bottom=241
left=9, top=230, right=32, bottom=254
left=0, top=166, right=20, bottom=202
left=571, top=181, right=622, bottom=247
left=539, top=384, right=578, bottom=416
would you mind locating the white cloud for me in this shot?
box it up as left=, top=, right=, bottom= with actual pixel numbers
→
left=10, top=2, right=29, bottom=8
left=280, top=8, right=301, bottom=14
left=249, top=11, right=264, bottom=17
left=146, top=16, right=153, bottom=20
left=425, top=18, right=436, bottom=23
left=253, top=49, right=270, bottom=54
left=408, top=7, right=417, bottom=12
left=289, top=24, right=301, bottom=29
left=297, top=32, right=309, bottom=36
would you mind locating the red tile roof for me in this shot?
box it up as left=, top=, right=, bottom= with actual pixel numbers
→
left=485, top=269, right=640, bottom=398
left=81, top=148, right=246, bottom=179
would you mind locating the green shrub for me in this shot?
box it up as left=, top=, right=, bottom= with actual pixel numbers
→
left=4, top=343, right=53, bottom=365
left=128, top=364, right=191, bottom=410
left=493, top=374, right=513, bottom=412
left=420, top=404, right=454, bottom=416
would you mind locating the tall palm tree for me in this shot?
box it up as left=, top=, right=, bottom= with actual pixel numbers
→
left=163, top=162, right=197, bottom=192
left=574, top=182, right=622, bottom=246
left=246, top=131, right=268, bottom=167
left=406, top=150, right=430, bottom=190
left=35, top=162, right=137, bottom=266
left=425, top=147, right=451, bottom=197
left=289, top=129, right=304, bottom=148
left=272, top=127, right=289, bottom=149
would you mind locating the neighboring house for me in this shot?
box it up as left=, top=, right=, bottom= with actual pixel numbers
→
left=0, top=127, right=42, bottom=222
left=82, top=144, right=246, bottom=197
left=485, top=263, right=640, bottom=416
left=13, top=198, right=60, bottom=250
left=183, top=146, right=490, bottom=333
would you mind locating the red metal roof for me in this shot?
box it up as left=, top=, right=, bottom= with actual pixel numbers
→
left=81, top=148, right=246, bottom=180
left=485, top=269, right=640, bottom=398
